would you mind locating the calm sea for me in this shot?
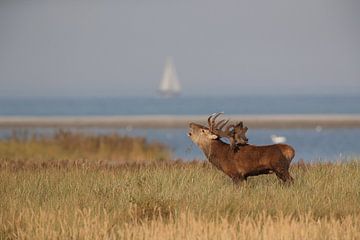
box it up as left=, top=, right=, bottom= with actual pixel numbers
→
left=0, top=95, right=359, bottom=116
left=0, top=95, right=359, bottom=161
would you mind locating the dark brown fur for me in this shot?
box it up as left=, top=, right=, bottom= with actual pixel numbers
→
left=188, top=123, right=295, bottom=184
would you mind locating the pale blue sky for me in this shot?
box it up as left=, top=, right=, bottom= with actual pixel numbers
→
left=0, top=0, right=359, bottom=97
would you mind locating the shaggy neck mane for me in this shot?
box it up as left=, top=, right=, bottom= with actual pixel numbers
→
left=202, top=140, right=230, bottom=168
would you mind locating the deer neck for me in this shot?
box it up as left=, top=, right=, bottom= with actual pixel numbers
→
left=201, top=140, right=230, bottom=168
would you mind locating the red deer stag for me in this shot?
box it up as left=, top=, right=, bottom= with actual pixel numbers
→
left=188, top=113, right=295, bottom=184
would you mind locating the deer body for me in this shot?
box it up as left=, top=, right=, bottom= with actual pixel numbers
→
left=188, top=121, right=295, bottom=184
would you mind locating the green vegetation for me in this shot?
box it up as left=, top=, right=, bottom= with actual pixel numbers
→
left=0, top=130, right=170, bottom=167
left=0, top=132, right=360, bottom=239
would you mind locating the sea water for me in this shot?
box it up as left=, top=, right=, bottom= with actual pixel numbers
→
left=0, top=95, right=359, bottom=161
left=0, top=95, right=359, bottom=116
left=0, top=127, right=359, bottom=161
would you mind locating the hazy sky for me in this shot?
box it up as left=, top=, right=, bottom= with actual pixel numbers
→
left=0, top=0, right=359, bottom=97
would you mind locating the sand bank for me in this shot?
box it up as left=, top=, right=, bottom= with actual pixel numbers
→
left=0, top=114, right=360, bottom=128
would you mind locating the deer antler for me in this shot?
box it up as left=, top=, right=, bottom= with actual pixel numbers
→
left=208, top=113, right=231, bottom=136
left=207, top=113, right=248, bottom=149
left=208, top=112, right=223, bottom=132
left=233, top=121, right=248, bottom=144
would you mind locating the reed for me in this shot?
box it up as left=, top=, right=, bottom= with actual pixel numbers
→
left=0, top=130, right=171, bottom=167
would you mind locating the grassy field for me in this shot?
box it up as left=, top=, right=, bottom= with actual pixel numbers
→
left=0, top=130, right=171, bottom=167
left=1, top=132, right=360, bottom=239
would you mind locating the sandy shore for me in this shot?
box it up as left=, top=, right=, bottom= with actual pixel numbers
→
left=0, top=114, right=360, bottom=128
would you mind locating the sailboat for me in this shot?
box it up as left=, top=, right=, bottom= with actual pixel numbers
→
left=158, top=57, right=181, bottom=97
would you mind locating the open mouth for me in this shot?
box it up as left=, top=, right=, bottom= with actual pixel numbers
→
left=187, top=128, right=193, bottom=137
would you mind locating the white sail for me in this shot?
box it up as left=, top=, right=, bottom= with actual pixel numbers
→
left=159, top=57, right=181, bottom=96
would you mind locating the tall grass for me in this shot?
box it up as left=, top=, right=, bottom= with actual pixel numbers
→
left=1, top=131, right=360, bottom=239
left=1, top=160, right=360, bottom=239
left=0, top=130, right=171, bottom=167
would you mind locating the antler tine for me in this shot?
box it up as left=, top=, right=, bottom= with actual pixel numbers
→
left=212, top=122, right=234, bottom=138
left=232, top=121, right=243, bottom=133
left=215, top=119, right=229, bottom=130
left=236, top=121, right=248, bottom=132
left=207, top=115, right=212, bottom=129
left=213, top=119, right=225, bottom=129
left=233, top=121, right=249, bottom=144
left=212, top=112, right=223, bottom=124
left=208, top=113, right=217, bottom=130
left=208, top=112, right=224, bottom=131
left=231, top=121, right=242, bottom=128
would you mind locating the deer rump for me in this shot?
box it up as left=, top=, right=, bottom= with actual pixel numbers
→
left=188, top=113, right=295, bottom=184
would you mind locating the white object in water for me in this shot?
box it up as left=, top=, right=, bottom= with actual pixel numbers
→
left=158, top=57, right=181, bottom=97
left=271, top=135, right=287, bottom=144
left=315, top=125, right=323, bottom=132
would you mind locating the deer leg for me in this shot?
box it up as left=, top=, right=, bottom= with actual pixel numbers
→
left=274, top=169, right=294, bottom=184
left=283, top=171, right=294, bottom=184
left=274, top=171, right=287, bottom=182
left=232, top=174, right=246, bottom=185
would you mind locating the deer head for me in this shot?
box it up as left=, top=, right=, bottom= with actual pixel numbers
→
left=188, top=113, right=248, bottom=149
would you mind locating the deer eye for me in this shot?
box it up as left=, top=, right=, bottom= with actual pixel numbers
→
left=201, top=129, right=205, bottom=133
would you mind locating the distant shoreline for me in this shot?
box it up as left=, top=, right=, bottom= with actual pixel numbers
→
left=0, top=114, right=360, bottom=128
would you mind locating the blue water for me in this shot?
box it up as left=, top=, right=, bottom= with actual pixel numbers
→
left=0, top=95, right=359, bottom=116
left=0, top=127, right=359, bottom=162
left=84, top=127, right=360, bottom=161
left=0, top=95, right=359, bottom=161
